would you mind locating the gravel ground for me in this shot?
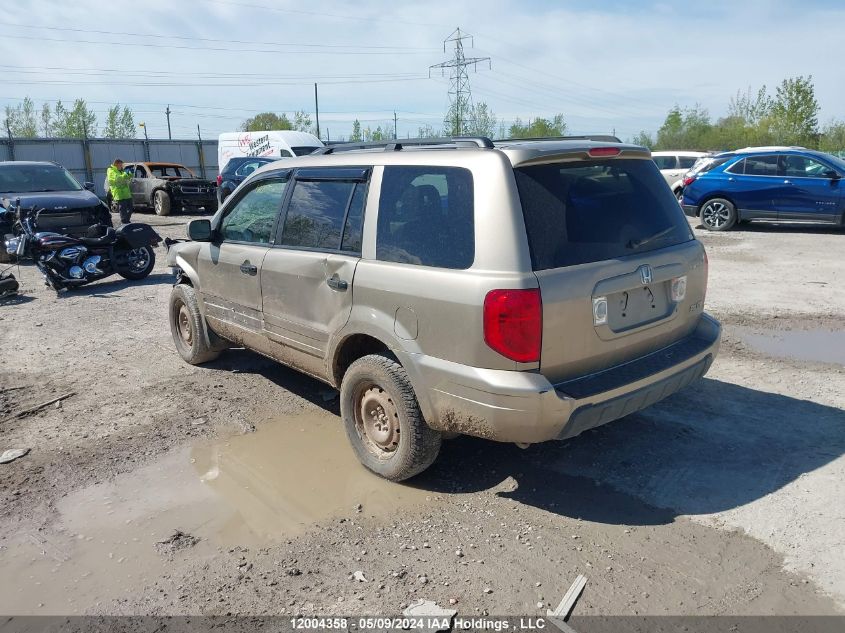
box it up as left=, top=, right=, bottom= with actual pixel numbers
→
left=0, top=212, right=842, bottom=617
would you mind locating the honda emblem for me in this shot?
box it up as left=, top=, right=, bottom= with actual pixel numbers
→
left=639, top=264, right=653, bottom=285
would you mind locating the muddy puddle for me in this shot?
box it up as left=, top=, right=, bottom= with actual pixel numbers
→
left=0, top=412, right=435, bottom=614
left=734, top=326, right=845, bottom=365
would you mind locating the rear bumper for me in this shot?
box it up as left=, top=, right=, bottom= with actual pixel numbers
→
left=683, top=204, right=699, bottom=218
left=400, top=313, right=721, bottom=444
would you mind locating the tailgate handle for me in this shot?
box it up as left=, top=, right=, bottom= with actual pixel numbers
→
left=326, top=275, right=348, bottom=291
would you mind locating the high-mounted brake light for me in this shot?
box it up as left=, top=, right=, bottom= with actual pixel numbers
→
left=483, top=289, right=542, bottom=363
left=588, top=147, right=621, bottom=157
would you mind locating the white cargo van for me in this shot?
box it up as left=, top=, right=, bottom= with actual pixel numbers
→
left=217, top=131, right=323, bottom=173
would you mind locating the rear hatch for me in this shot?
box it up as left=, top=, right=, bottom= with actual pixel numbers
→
left=513, top=152, right=707, bottom=385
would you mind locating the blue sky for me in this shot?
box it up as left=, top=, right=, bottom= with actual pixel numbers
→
left=0, top=0, right=842, bottom=141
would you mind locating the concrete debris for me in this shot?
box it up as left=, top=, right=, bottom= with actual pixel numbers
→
left=352, top=570, right=368, bottom=582
left=155, top=530, right=200, bottom=557
left=547, top=573, right=587, bottom=622
left=0, top=448, right=30, bottom=464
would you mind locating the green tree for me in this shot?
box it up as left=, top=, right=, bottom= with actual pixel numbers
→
left=242, top=112, right=293, bottom=132
left=630, top=131, right=655, bottom=148
left=40, top=102, right=52, bottom=137
left=464, top=102, right=497, bottom=138
left=655, top=105, right=711, bottom=150
left=293, top=110, right=313, bottom=133
left=819, top=119, right=845, bottom=153
left=101, top=104, right=135, bottom=139
left=349, top=119, right=362, bottom=142
left=508, top=114, right=567, bottom=139
left=103, top=106, right=121, bottom=139
left=119, top=106, right=136, bottom=138
left=52, top=99, right=97, bottom=138
left=416, top=124, right=440, bottom=138
left=769, top=75, right=819, bottom=147
left=4, top=97, right=39, bottom=137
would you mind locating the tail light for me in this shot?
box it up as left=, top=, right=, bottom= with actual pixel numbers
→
left=683, top=176, right=696, bottom=187
left=216, top=174, right=223, bottom=186
left=483, top=289, right=542, bottom=363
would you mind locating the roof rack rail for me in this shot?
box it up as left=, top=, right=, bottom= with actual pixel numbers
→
left=495, top=134, right=622, bottom=143
left=314, top=136, right=494, bottom=154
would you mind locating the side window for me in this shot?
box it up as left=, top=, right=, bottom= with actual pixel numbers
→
left=782, top=155, right=828, bottom=178
left=219, top=179, right=287, bottom=243
left=234, top=161, right=261, bottom=178
left=744, top=155, right=780, bottom=177
left=652, top=156, right=677, bottom=170
left=678, top=156, right=698, bottom=169
left=279, top=149, right=294, bottom=158
left=341, top=183, right=367, bottom=253
left=377, top=166, right=474, bottom=269
left=725, top=158, right=745, bottom=175
left=280, top=179, right=364, bottom=252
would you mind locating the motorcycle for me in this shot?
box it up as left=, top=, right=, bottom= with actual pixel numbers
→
left=3, top=201, right=162, bottom=292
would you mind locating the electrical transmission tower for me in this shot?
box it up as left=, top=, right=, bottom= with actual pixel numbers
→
left=429, top=28, right=490, bottom=136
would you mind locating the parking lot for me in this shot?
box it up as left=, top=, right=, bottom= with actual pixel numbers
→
left=0, top=213, right=843, bottom=616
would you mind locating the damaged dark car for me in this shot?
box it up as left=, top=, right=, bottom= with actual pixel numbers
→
left=107, top=162, right=217, bottom=216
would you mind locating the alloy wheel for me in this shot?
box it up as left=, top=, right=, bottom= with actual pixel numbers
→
left=702, top=201, right=731, bottom=228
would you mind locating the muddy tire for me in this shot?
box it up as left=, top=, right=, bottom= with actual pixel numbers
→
left=169, top=283, right=220, bottom=365
left=154, top=190, right=172, bottom=216
left=700, top=197, right=737, bottom=231
left=340, top=354, right=441, bottom=481
left=118, top=246, right=155, bottom=280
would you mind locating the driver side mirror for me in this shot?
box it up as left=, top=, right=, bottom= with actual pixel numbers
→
left=823, top=169, right=841, bottom=180
left=187, top=219, right=213, bottom=241
left=83, top=182, right=96, bottom=192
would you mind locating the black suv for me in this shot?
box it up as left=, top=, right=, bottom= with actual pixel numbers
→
left=0, top=161, right=111, bottom=261
left=217, top=157, right=276, bottom=204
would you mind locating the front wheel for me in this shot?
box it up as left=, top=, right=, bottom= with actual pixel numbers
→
left=154, top=190, right=172, bottom=216
left=169, top=284, right=221, bottom=365
left=340, top=354, right=441, bottom=481
left=118, top=245, right=155, bottom=280
left=700, top=197, right=737, bottom=231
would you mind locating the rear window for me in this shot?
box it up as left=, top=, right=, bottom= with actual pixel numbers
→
left=515, top=159, right=693, bottom=270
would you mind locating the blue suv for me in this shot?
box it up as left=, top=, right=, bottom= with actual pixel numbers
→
left=682, top=147, right=845, bottom=231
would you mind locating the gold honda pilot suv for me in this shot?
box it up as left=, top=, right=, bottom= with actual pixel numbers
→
left=166, top=136, right=721, bottom=481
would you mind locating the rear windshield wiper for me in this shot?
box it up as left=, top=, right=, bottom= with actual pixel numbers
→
left=627, top=226, right=674, bottom=250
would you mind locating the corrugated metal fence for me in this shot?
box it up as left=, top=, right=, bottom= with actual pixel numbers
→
left=0, top=138, right=218, bottom=197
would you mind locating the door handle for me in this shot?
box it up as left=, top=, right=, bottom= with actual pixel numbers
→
left=239, top=261, right=257, bottom=275
left=326, top=275, right=348, bottom=291
left=784, top=179, right=793, bottom=185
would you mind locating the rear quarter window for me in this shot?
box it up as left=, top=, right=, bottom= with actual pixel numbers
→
left=515, top=159, right=693, bottom=270
left=376, top=166, right=474, bottom=269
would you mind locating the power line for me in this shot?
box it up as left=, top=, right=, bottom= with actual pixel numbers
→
left=0, top=32, right=437, bottom=55
left=3, top=77, right=431, bottom=88
left=0, top=21, right=437, bottom=51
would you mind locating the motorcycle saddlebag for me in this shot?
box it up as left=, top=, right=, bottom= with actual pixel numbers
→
left=117, top=223, right=161, bottom=249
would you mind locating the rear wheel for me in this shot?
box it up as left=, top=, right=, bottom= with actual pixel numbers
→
left=118, top=246, right=155, bottom=280
left=154, top=190, right=171, bottom=216
left=169, top=284, right=220, bottom=365
left=700, top=197, right=737, bottom=231
left=340, top=354, right=441, bottom=481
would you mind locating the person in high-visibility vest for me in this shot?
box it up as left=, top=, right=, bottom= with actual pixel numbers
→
left=106, top=158, right=133, bottom=224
